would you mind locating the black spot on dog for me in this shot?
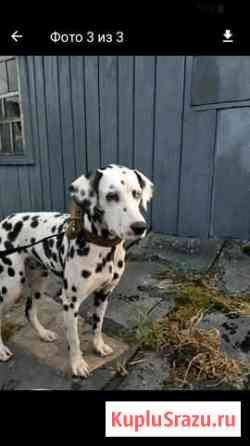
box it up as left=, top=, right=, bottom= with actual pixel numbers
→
left=35, top=292, right=41, bottom=299
left=0, top=295, right=3, bottom=303
left=25, top=297, right=32, bottom=320
left=7, top=221, right=23, bottom=242
left=118, top=260, right=123, bottom=268
left=74, top=312, right=78, bottom=318
left=4, top=241, right=14, bottom=251
left=123, top=208, right=127, bottom=212
left=2, top=287, right=7, bottom=294
left=31, top=248, right=43, bottom=265
left=0, top=264, right=3, bottom=274
left=64, top=305, right=69, bottom=311
left=51, top=225, right=56, bottom=233
left=113, top=272, right=119, bottom=280
left=30, top=219, right=39, bottom=228
left=93, top=314, right=100, bottom=323
left=134, top=170, right=146, bottom=189
left=2, top=256, right=12, bottom=266
left=42, top=271, right=49, bottom=277
left=109, top=265, right=112, bottom=273
left=69, top=184, right=75, bottom=193
left=77, top=246, right=90, bottom=257
left=52, top=253, right=57, bottom=262
left=82, top=270, right=91, bottom=278
left=70, top=303, right=74, bottom=309
left=95, top=263, right=103, bottom=273
left=91, top=223, right=98, bottom=236
left=21, top=277, right=26, bottom=284
left=72, top=285, right=77, bottom=292
left=19, top=271, right=23, bottom=276
left=2, top=221, right=12, bottom=231
left=8, top=268, right=15, bottom=277
left=43, top=239, right=52, bottom=259
left=72, top=296, right=77, bottom=302
left=30, top=237, right=36, bottom=243
left=64, top=278, right=68, bottom=289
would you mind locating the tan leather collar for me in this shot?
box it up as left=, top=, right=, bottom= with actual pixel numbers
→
left=66, top=199, right=122, bottom=247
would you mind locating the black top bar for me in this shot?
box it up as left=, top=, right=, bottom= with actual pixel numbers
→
left=0, top=6, right=249, bottom=55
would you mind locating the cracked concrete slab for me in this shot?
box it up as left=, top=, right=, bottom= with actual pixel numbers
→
left=127, top=233, right=223, bottom=273
left=117, top=352, right=169, bottom=390
left=2, top=297, right=129, bottom=380
left=201, top=312, right=250, bottom=364
left=216, top=241, right=250, bottom=295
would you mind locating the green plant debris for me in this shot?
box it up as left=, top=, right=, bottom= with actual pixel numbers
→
left=129, top=269, right=250, bottom=388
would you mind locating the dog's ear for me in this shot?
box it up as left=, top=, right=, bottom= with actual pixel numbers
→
left=68, top=170, right=103, bottom=212
left=134, top=169, right=154, bottom=211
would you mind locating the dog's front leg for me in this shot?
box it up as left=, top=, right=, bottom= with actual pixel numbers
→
left=62, top=294, right=89, bottom=378
left=92, top=290, right=113, bottom=356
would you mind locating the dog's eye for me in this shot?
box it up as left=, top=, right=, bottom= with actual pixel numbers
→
left=106, top=192, right=119, bottom=202
left=132, top=190, right=141, bottom=200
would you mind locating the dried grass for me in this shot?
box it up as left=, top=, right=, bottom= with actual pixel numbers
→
left=136, top=269, right=250, bottom=388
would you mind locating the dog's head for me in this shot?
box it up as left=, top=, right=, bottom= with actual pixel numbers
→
left=69, top=164, right=154, bottom=240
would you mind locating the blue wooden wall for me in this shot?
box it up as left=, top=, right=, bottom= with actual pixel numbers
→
left=1, top=56, right=250, bottom=239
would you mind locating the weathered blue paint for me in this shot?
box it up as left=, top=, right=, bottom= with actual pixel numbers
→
left=0, top=56, right=250, bottom=239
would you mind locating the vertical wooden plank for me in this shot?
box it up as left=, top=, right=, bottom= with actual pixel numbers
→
left=25, top=56, right=43, bottom=210
left=44, top=56, right=64, bottom=211
left=0, top=167, right=20, bottom=216
left=84, top=56, right=101, bottom=172
left=178, top=57, right=216, bottom=238
left=212, top=109, right=250, bottom=239
left=118, top=56, right=133, bottom=168
left=99, top=56, right=117, bottom=166
left=17, top=56, right=32, bottom=211
left=134, top=56, right=155, bottom=178
left=33, top=56, right=52, bottom=210
left=58, top=56, right=76, bottom=209
left=134, top=57, right=155, bottom=224
left=152, top=56, right=185, bottom=234
left=70, top=56, right=87, bottom=179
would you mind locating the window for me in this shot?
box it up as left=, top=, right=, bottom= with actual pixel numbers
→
left=0, top=56, right=24, bottom=155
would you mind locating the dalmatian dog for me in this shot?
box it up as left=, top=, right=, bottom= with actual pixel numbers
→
left=0, top=164, right=153, bottom=377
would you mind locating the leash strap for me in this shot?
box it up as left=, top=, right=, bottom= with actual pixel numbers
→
left=0, top=224, right=152, bottom=257
left=0, top=231, right=66, bottom=257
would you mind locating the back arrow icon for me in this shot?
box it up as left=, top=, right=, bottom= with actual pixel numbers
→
left=11, top=31, right=23, bottom=42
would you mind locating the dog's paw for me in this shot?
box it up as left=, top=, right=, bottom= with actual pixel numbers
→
left=0, top=344, right=13, bottom=362
left=40, top=329, right=58, bottom=343
left=71, top=356, right=90, bottom=378
left=93, top=338, right=114, bottom=357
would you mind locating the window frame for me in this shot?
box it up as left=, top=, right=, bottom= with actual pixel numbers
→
left=0, top=56, right=35, bottom=165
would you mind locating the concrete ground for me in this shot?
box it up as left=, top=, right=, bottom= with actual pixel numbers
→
left=1, top=233, right=250, bottom=390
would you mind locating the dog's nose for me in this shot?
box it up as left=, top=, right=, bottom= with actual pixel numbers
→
left=130, top=222, right=147, bottom=236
